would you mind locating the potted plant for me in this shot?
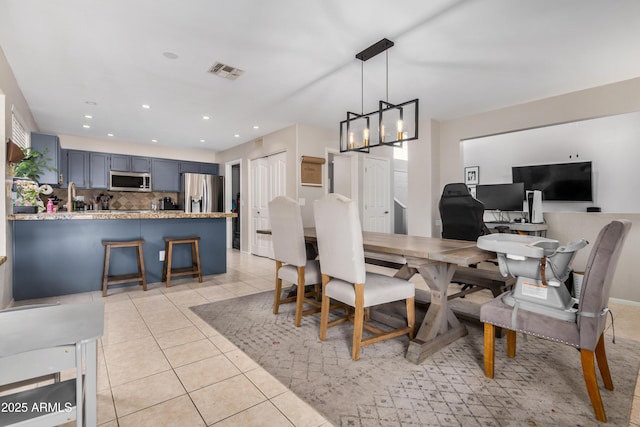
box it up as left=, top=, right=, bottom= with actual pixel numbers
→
left=10, top=147, right=56, bottom=213
left=11, top=146, right=56, bottom=181
left=13, top=179, right=53, bottom=213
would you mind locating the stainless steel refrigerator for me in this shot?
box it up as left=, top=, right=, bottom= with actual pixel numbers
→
left=180, top=173, right=224, bottom=213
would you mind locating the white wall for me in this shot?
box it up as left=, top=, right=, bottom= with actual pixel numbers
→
left=462, top=111, right=640, bottom=213
left=296, top=124, right=336, bottom=226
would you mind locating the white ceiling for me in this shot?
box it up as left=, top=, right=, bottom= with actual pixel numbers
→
left=1, top=0, right=640, bottom=152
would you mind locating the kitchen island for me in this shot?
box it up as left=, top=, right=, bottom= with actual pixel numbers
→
left=9, top=211, right=236, bottom=300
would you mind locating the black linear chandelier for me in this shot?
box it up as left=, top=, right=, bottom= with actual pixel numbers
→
left=340, top=38, right=419, bottom=153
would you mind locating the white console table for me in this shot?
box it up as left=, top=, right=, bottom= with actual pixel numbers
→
left=0, top=302, right=104, bottom=427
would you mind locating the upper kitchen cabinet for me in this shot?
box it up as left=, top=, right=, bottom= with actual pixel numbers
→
left=151, top=159, right=180, bottom=192
left=111, top=155, right=151, bottom=173
left=131, top=156, right=151, bottom=173
left=89, top=152, right=110, bottom=189
left=110, top=154, right=130, bottom=172
left=66, top=150, right=89, bottom=188
left=200, top=163, right=219, bottom=175
left=179, top=161, right=219, bottom=175
left=30, top=132, right=61, bottom=185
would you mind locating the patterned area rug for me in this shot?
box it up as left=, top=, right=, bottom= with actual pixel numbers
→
left=191, top=291, right=639, bottom=426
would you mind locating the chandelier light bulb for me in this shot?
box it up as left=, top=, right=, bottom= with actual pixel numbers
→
left=397, top=119, right=404, bottom=140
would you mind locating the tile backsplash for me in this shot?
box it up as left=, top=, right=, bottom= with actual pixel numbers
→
left=50, top=189, right=179, bottom=211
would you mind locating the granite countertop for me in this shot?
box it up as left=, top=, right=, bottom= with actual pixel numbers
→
left=8, top=210, right=237, bottom=221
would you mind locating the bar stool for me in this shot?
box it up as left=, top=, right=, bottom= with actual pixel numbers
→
left=102, top=239, right=147, bottom=297
left=162, top=236, right=203, bottom=287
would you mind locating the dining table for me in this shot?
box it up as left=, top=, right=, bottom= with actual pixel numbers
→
left=297, top=228, right=495, bottom=364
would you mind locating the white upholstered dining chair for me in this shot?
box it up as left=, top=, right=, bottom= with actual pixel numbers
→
left=269, top=196, right=322, bottom=327
left=313, top=193, right=415, bottom=360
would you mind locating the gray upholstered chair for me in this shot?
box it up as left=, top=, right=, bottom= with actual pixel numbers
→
left=313, top=193, right=415, bottom=360
left=480, top=219, right=631, bottom=422
left=269, top=196, right=322, bottom=327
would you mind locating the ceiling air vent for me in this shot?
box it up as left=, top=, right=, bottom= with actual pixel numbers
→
left=208, top=62, right=244, bottom=80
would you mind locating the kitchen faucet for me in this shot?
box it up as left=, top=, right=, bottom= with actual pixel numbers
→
left=67, top=181, right=76, bottom=212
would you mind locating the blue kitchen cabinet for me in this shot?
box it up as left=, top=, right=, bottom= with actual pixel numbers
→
left=30, top=132, right=61, bottom=185
left=179, top=161, right=200, bottom=174
left=90, top=152, right=110, bottom=189
left=111, top=155, right=151, bottom=173
left=179, top=161, right=219, bottom=175
left=66, top=150, right=89, bottom=188
left=200, top=163, right=219, bottom=175
left=110, top=154, right=130, bottom=172
left=151, top=158, right=180, bottom=192
left=131, top=156, right=151, bottom=173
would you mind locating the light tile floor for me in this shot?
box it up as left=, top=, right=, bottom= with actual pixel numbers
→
left=8, top=250, right=640, bottom=426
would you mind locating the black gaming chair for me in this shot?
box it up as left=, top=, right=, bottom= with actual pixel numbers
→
left=439, top=183, right=489, bottom=241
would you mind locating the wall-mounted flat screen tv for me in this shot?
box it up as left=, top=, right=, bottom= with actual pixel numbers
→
left=512, top=161, right=593, bottom=201
left=475, top=182, right=524, bottom=211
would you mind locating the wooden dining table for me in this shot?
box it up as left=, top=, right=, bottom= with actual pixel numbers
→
left=298, top=228, right=495, bottom=364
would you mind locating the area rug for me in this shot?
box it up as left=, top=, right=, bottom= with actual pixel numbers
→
left=191, top=291, right=639, bottom=426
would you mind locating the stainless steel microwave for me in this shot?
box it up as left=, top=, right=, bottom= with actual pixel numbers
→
left=109, top=171, right=151, bottom=192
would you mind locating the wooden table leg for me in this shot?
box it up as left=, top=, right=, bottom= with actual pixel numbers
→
left=405, top=262, right=468, bottom=364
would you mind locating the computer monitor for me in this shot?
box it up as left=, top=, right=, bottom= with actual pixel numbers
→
left=475, top=182, right=525, bottom=211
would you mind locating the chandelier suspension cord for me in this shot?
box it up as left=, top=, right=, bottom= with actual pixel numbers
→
left=361, top=60, right=364, bottom=115
left=386, top=49, right=389, bottom=102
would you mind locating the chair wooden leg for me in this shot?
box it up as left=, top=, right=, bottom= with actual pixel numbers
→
left=483, top=323, right=495, bottom=379
left=161, top=241, right=169, bottom=283
left=581, top=348, right=607, bottom=422
left=351, top=284, right=365, bottom=361
left=506, top=329, right=516, bottom=358
left=165, top=242, right=174, bottom=287
left=137, top=243, right=147, bottom=291
left=406, top=297, right=415, bottom=340
left=595, top=333, right=614, bottom=391
left=294, top=266, right=305, bottom=327
left=101, top=246, right=111, bottom=297
left=273, top=261, right=283, bottom=315
left=193, top=240, right=202, bottom=283
left=319, top=275, right=331, bottom=341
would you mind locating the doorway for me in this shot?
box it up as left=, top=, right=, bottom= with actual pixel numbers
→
left=225, top=159, right=242, bottom=251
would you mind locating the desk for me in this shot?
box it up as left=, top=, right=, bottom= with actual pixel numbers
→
left=299, top=229, right=494, bottom=363
left=486, top=221, right=548, bottom=236
left=0, top=302, right=104, bottom=426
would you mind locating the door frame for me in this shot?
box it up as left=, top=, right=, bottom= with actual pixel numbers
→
left=225, top=158, right=242, bottom=251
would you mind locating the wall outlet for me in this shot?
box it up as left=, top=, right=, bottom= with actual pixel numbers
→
left=159, top=250, right=165, bottom=261
left=435, top=219, right=442, bottom=227
left=298, top=198, right=305, bottom=206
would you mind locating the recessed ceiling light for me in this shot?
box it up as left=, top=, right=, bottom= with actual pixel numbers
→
left=151, top=139, right=157, bottom=143
left=253, top=125, right=259, bottom=129
left=200, top=139, right=205, bottom=143
left=107, top=133, right=114, bottom=137
left=142, top=104, right=150, bottom=109
left=202, top=115, right=210, bottom=120
left=82, top=124, right=90, bottom=129
left=84, top=114, right=93, bottom=119
left=234, top=134, right=240, bottom=138
left=163, top=51, right=179, bottom=59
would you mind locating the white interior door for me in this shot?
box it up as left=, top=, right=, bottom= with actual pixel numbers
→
left=362, top=157, right=391, bottom=233
left=251, top=152, right=287, bottom=258
left=251, top=158, right=271, bottom=257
